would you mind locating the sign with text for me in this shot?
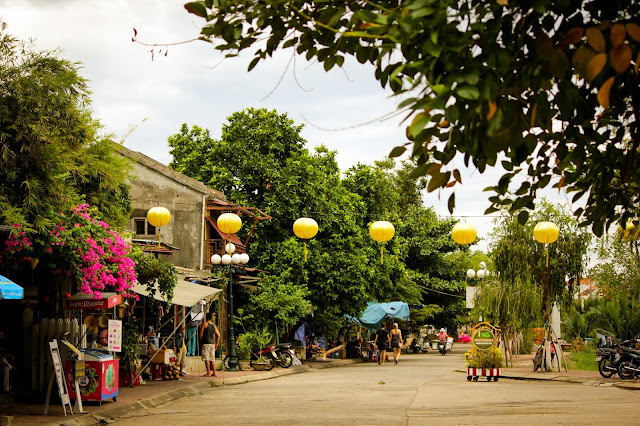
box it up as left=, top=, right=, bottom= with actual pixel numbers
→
left=107, top=319, right=122, bottom=352
left=471, top=322, right=499, bottom=351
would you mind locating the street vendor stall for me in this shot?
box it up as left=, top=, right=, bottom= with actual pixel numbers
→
left=64, top=292, right=123, bottom=404
left=130, top=279, right=221, bottom=384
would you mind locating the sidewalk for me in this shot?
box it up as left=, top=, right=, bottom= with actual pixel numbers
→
left=0, top=359, right=358, bottom=426
left=460, top=353, right=640, bottom=391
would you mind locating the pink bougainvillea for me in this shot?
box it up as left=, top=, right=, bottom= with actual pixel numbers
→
left=4, top=204, right=137, bottom=299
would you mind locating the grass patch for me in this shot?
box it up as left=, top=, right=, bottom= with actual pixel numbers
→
left=565, top=348, right=598, bottom=371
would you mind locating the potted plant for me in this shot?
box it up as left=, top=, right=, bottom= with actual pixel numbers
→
left=465, top=346, right=503, bottom=382
left=245, top=327, right=274, bottom=371
left=120, top=318, right=143, bottom=387
left=236, top=334, right=252, bottom=370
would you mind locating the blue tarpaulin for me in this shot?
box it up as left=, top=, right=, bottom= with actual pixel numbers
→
left=0, top=275, right=23, bottom=300
left=346, top=301, right=410, bottom=331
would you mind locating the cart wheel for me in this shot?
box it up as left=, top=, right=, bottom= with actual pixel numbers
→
left=494, top=376, right=499, bottom=382
left=113, top=397, right=117, bottom=402
left=486, top=376, right=491, bottom=381
left=467, top=375, right=472, bottom=381
left=472, top=376, right=478, bottom=381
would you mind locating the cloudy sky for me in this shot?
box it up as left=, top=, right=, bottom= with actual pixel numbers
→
left=1, top=0, right=577, bottom=253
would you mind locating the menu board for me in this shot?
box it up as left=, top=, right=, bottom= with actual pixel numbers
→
left=107, top=319, right=122, bottom=352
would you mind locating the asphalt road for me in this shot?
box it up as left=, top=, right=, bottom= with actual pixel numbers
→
left=114, top=347, right=639, bottom=425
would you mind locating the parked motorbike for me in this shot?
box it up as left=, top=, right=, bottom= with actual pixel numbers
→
left=616, top=341, right=640, bottom=380
left=438, top=340, right=446, bottom=356
left=595, top=339, right=640, bottom=379
left=224, top=343, right=293, bottom=370
left=409, top=334, right=429, bottom=353
left=273, top=343, right=295, bottom=368
left=596, top=346, right=619, bottom=378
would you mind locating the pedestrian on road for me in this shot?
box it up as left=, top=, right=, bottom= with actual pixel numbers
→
left=199, top=313, right=220, bottom=377
left=374, top=323, right=391, bottom=365
left=390, top=323, right=403, bottom=365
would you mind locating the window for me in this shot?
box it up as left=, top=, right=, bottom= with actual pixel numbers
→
left=133, top=218, right=156, bottom=236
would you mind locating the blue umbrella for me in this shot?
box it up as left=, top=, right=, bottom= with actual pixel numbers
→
left=0, top=275, right=24, bottom=300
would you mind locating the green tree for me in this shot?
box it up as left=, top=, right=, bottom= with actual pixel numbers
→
left=485, top=200, right=591, bottom=368
left=0, top=22, right=131, bottom=230
left=184, top=0, right=640, bottom=235
left=169, top=108, right=464, bottom=336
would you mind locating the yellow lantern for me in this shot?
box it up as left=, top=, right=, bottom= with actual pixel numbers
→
left=369, top=221, right=395, bottom=264
left=451, top=222, right=477, bottom=245
left=147, top=207, right=171, bottom=227
left=217, top=212, right=242, bottom=255
left=293, top=217, right=319, bottom=261
left=619, top=221, right=640, bottom=241
left=533, top=221, right=559, bottom=267
left=217, top=212, right=242, bottom=234
left=147, top=207, right=171, bottom=247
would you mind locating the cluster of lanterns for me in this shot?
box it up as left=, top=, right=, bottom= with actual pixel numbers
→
left=147, top=206, right=594, bottom=269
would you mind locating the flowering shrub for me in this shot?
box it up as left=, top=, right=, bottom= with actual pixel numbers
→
left=3, top=204, right=137, bottom=299
left=465, top=346, right=503, bottom=369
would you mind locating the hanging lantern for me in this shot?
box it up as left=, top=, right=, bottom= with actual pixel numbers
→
left=466, top=269, right=476, bottom=278
left=451, top=222, right=477, bottom=245
left=217, top=212, right=242, bottom=259
left=217, top=212, right=242, bottom=234
left=293, top=217, right=319, bottom=262
left=533, top=221, right=559, bottom=267
left=369, top=221, right=395, bottom=264
left=147, top=207, right=171, bottom=247
left=620, top=221, right=640, bottom=241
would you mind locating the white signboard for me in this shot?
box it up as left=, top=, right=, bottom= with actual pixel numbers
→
left=108, top=319, right=122, bottom=352
left=49, top=340, right=70, bottom=404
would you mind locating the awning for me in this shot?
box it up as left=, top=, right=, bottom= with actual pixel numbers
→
left=131, top=279, right=221, bottom=307
left=66, top=292, right=122, bottom=310
left=0, top=275, right=23, bottom=300
left=345, top=301, right=410, bottom=331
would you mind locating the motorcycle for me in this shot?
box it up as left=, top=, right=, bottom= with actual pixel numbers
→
left=596, top=346, right=619, bottom=378
left=596, top=339, right=640, bottom=379
left=224, top=343, right=293, bottom=370
left=438, top=340, right=446, bottom=356
left=617, top=341, right=640, bottom=380
left=273, top=343, right=295, bottom=368
left=409, top=334, right=429, bottom=353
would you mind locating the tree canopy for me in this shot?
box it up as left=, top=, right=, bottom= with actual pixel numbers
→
left=184, top=0, right=640, bottom=236
left=0, top=21, right=131, bottom=231
left=168, top=108, right=469, bottom=336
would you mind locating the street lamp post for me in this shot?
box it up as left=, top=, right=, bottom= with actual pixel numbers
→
left=211, top=243, right=249, bottom=372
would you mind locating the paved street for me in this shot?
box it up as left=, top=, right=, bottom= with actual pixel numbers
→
left=114, top=347, right=639, bottom=425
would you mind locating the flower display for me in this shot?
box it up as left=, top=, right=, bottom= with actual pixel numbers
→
left=3, top=204, right=137, bottom=299
left=465, top=346, right=504, bottom=369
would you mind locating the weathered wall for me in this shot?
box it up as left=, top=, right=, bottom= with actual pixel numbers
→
left=118, top=146, right=226, bottom=271
left=129, top=161, right=205, bottom=270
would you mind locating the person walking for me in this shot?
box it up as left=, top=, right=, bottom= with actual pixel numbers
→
left=199, top=313, right=220, bottom=377
left=390, top=323, right=403, bottom=365
left=373, top=323, right=391, bottom=365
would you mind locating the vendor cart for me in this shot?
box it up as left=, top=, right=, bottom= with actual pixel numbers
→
left=65, top=349, right=118, bottom=403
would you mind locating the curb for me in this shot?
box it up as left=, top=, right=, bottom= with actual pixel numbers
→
left=53, top=359, right=360, bottom=426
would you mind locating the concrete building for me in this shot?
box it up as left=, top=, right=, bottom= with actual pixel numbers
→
left=117, top=145, right=257, bottom=271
